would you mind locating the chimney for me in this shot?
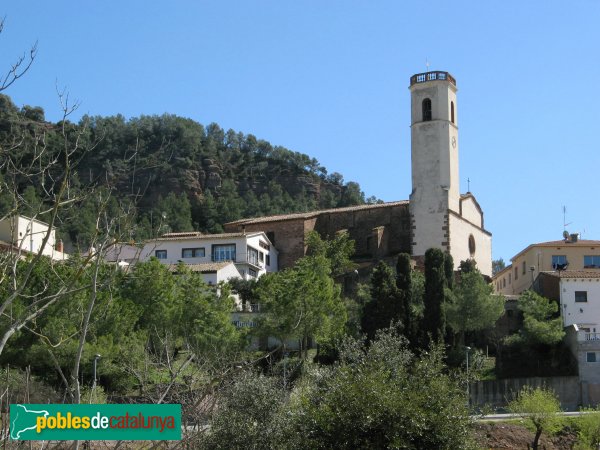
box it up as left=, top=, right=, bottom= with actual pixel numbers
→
left=56, top=239, right=64, bottom=253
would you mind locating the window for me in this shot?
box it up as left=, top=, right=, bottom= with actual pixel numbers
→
left=522, top=261, right=526, bottom=275
left=587, top=352, right=597, bottom=363
left=182, top=247, right=205, bottom=258
left=509, top=273, right=511, bottom=284
left=503, top=278, right=506, bottom=288
left=552, top=255, right=567, bottom=269
left=584, top=255, right=600, bottom=268
left=248, top=268, right=257, bottom=278
left=266, top=254, right=271, bottom=267
left=422, top=98, right=432, bottom=121
left=450, top=101, right=455, bottom=123
left=247, top=246, right=259, bottom=265
left=155, top=250, right=167, bottom=259
left=575, top=291, right=588, bottom=303
left=259, top=251, right=264, bottom=262
left=259, top=241, right=270, bottom=250
left=468, top=235, right=476, bottom=256
left=212, top=244, right=236, bottom=261
left=514, top=267, right=518, bottom=280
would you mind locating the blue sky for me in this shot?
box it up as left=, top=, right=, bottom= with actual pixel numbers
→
left=2, top=1, right=599, bottom=262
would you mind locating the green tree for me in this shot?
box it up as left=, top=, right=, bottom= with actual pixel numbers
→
left=508, top=386, right=562, bottom=450
left=285, top=329, right=475, bottom=449
left=305, top=230, right=356, bottom=278
left=458, top=258, right=477, bottom=274
left=423, top=248, right=447, bottom=342
left=256, top=254, right=346, bottom=358
left=395, top=253, right=412, bottom=336
left=506, top=290, right=564, bottom=347
left=200, top=372, right=286, bottom=449
left=338, top=181, right=365, bottom=206
left=446, top=269, right=504, bottom=345
left=361, top=261, right=401, bottom=341
left=444, top=252, right=455, bottom=289
left=492, top=258, right=506, bottom=275
left=155, top=192, right=193, bottom=233
left=575, top=407, right=600, bottom=450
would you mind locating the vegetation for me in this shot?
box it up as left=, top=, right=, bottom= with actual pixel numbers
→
left=574, top=407, right=600, bottom=450
left=508, top=386, right=562, bottom=450
left=201, top=328, right=476, bottom=450
left=507, top=290, right=565, bottom=347
left=499, top=290, right=573, bottom=378
left=423, top=248, right=448, bottom=343
left=256, top=254, right=347, bottom=358
left=0, top=93, right=372, bottom=249
left=446, top=267, right=504, bottom=346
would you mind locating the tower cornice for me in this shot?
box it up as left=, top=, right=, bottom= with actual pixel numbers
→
left=410, top=71, right=456, bottom=87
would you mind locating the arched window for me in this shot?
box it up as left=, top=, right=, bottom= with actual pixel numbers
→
left=468, top=234, right=476, bottom=256
left=450, top=101, right=455, bottom=123
left=422, top=98, right=432, bottom=122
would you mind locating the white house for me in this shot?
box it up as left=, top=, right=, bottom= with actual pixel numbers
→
left=536, top=270, right=600, bottom=405
left=166, top=261, right=242, bottom=285
left=140, top=231, right=278, bottom=280
left=0, top=215, right=68, bottom=261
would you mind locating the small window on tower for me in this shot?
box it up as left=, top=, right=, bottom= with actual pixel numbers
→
left=422, top=98, right=432, bottom=121
left=451, top=101, right=455, bottom=123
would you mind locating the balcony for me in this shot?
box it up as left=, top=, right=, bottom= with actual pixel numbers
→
left=245, top=303, right=260, bottom=313
left=578, top=332, right=600, bottom=342
left=410, top=71, right=456, bottom=86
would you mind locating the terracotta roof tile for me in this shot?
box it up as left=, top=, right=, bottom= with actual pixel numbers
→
left=541, top=270, right=600, bottom=279
left=155, top=231, right=261, bottom=241
left=225, top=200, right=409, bottom=226
left=510, top=240, right=600, bottom=261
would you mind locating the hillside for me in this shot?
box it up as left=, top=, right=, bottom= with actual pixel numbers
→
left=0, top=95, right=375, bottom=248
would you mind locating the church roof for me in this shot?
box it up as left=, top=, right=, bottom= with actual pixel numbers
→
left=226, top=200, right=409, bottom=226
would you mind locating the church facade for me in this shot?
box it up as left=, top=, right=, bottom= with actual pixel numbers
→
left=225, top=71, right=492, bottom=276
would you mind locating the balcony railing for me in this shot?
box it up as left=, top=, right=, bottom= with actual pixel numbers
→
left=578, top=332, right=600, bottom=341
left=410, top=71, right=456, bottom=86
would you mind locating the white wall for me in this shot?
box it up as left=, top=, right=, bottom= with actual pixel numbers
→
left=560, top=278, right=600, bottom=329
left=448, top=213, right=492, bottom=276
left=140, top=232, right=278, bottom=280
left=0, top=215, right=67, bottom=260
left=461, top=197, right=483, bottom=228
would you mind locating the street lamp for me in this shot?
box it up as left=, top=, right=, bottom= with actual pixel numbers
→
left=465, top=346, right=471, bottom=405
left=93, top=354, right=101, bottom=390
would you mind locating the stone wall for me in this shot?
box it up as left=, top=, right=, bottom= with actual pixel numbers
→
left=226, top=219, right=307, bottom=270
left=225, top=202, right=412, bottom=270
left=469, top=376, right=581, bottom=410
left=314, top=203, right=411, bottom=259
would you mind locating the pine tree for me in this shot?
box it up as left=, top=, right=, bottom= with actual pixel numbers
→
left=423, top=248, right=446, bottom=343
left=362, top=261, right=400, bottom=341
left=395, top=253, right=412, bottom=336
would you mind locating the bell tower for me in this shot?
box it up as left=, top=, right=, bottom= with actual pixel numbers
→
left=409, top=71, right=460, bottom=257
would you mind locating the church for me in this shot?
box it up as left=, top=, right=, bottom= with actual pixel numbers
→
left=225, top=71, right=492, bottom=276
